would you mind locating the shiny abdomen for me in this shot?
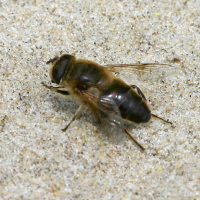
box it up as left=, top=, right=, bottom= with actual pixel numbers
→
left=99, top=79, right=151, bottom=123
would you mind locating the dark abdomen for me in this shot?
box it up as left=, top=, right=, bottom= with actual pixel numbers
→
left=99, top=79, right=151, bottom=123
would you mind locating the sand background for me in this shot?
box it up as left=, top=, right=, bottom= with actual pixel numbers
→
left=0, top=0, right=200, bottom=199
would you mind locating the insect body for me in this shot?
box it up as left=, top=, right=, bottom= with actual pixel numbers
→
left=42, top=54, right=172, bottom=151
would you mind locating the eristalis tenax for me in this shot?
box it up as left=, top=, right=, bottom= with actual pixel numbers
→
left=42, top=54, right=174, bottom=151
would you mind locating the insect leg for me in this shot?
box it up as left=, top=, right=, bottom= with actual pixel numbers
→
left=131, top=85, right=173, bottom=125
left=41, top=82, right=70, bottom=96
left=98, top=112, right=145, bottom=151
left=151, top=114, right=173, bottom=125
left=124, top=129, right=145, bottom=151
left=131, top=85, right=147, bottom=101
left=61, top=102, right=85, bottom=132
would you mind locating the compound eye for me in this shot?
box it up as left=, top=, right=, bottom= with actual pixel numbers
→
left=51, top=59, right=69, bottom=84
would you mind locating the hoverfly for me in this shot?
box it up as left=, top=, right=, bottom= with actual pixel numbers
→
left=42, top=54, right=173, bottom=151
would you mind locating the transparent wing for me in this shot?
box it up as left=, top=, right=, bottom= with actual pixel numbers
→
left=80, top=88, right=121, bottom=119
left=104, top=63, right=177, bottom=81
left=79, top=89, right=145, bottom=149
